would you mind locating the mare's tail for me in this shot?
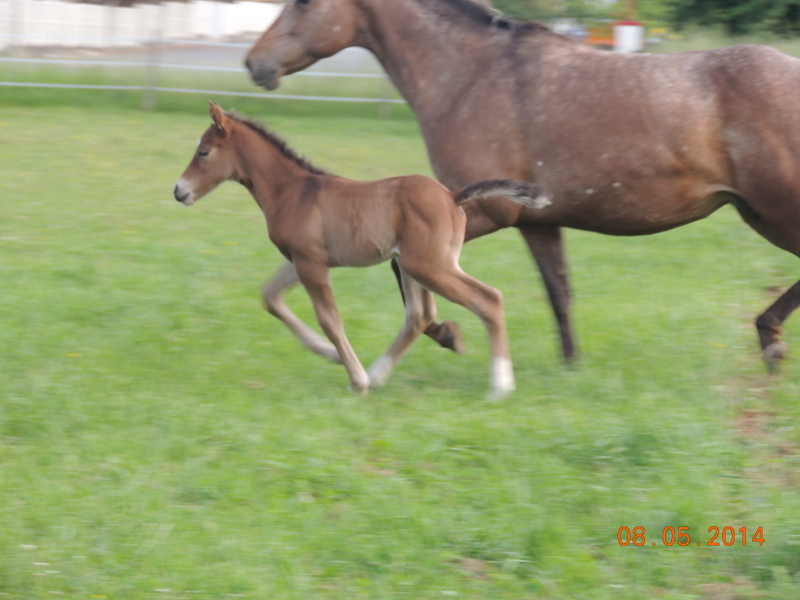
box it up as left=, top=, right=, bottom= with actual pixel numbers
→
left=454, top=179, right=550, bottom=209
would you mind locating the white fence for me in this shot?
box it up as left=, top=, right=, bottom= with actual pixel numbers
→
left=0, top=0, right=282, bottom=49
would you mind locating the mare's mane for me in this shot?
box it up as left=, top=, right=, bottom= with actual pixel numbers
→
left=420, top=0, right=550, bottom=34
left=227, top=111, right=331, bottom=176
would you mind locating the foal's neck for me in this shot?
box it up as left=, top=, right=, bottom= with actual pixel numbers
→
left=234, top=124, right=317, bottom=220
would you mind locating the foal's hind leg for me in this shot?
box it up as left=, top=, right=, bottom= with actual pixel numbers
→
left=391, top=258, right=464, bottom=353
left=368, top=268, right=436, bottom=388
left=262, top=260, right=341, bottom=363
left=402, top=259, right=514, bottom=397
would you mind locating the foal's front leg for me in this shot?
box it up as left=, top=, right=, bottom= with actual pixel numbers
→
left=294, top=258, right=370, bottom=392
left=262, top=260, right=341, bottom=363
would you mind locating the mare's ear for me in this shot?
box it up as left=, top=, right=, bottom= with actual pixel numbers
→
left=209, top=102, right=231, bottom=134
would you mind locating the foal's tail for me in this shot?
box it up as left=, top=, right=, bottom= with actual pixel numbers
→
left=454, top=179, right=550, bottom=209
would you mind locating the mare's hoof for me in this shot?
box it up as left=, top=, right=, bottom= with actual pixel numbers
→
left=763, top=341, right=788, bottom=373
left=437, top=320, right=465, bottom=354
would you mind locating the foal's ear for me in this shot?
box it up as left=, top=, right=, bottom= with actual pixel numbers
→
left=209, top=102, right=231, bottom=134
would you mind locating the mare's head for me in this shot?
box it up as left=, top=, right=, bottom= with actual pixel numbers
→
left=174, top=103, right=241, bottom=206
left=246, top=0, right=361, bottom=90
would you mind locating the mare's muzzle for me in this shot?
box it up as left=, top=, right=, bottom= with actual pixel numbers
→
left=245, top=57, right=281, bottom=91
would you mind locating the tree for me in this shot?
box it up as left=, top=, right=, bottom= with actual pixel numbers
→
left=492, top=0, right=618, bottom=21
left=668, top=0, right=800, bottom=35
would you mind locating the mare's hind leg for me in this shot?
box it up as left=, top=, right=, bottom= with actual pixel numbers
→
left=735, top=199, right=800, bottom=371
left=401, top=258, right=514, bottom=397
left=756, top=282, right=800, bottom=370
left=262, top=260, right=341, bottom=363
left=294, top=258, right=369, bottom=392
left=391, top=258, right=464, bottom=353
left=368, top=268, right=436, bottom=388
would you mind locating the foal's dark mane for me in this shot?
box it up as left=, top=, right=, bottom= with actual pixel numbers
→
left=420, top=0, right=550, bottom=34
left=227, top=111, right=331, bottom=176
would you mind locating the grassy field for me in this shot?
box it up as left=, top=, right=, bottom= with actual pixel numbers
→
left=2, top=89, right=800, bottom=599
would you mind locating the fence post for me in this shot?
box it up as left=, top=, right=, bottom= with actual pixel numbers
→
left=378, top=73, right=393, bottom=118
left=106, top=0, right=119, bottom=49
left=10, top=0, right=23, bottom=57
left=141, top=31, right=161, bottom=111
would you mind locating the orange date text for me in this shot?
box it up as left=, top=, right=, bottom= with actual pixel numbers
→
left=617, top=526, right=765, bottom=547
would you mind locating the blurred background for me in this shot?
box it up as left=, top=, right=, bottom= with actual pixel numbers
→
left=0, top=0, right=400, bottom=110
left=6, top=0, right=800, bottom=111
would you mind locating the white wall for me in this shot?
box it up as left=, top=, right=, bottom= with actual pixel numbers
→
left=0, top=0, right=283, bottom=49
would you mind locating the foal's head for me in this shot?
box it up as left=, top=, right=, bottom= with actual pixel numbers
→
left=174, top=103, right=241, bottom=206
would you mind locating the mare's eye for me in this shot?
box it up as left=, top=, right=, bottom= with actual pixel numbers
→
left=198, top=149, right=210, bottom=158
left=296, top=0, right=311, bottom=6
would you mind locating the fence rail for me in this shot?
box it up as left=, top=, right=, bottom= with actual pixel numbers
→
left=0, top=55, right=390, bottom=79
left=0, top=80, right=406, bottom=104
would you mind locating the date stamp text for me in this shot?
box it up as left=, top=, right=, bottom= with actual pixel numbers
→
left=617, top=526, right=765, bottom=547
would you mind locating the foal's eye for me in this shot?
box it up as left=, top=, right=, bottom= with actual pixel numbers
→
left=198, top=149, right=210, bottom=158
left=296, top=0, right=311, bottom=7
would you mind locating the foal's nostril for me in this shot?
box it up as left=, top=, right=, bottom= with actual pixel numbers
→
left=174, top=184, right=187, bottom=203
left=244, top=57, right=253, bottom=73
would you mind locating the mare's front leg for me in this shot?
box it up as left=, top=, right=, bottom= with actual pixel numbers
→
left=519, top=224, right=577, bottom=363
left=446, top=202, right=578, bottom=364
left=294, top=258, right=370, bottom=392
left=262, top=260, right=341, bottom=363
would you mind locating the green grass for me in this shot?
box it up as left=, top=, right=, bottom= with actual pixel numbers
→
left=2, top=98, right=800, bottom=599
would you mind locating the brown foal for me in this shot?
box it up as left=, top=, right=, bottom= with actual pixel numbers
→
left=173, top=103, right=545, bottom=395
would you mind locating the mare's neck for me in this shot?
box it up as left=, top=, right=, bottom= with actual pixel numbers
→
left=357, top=0, right=507, bottom=113
left=233, top=125, right=313, bottom=222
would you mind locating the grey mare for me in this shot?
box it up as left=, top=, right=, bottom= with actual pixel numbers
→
left=246, top=0, right=800, bottom=369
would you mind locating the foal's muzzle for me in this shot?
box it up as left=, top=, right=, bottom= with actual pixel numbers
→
left=173, top=183, right=191, bottom=204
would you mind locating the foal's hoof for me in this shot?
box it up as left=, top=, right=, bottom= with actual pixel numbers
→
left=436, top=320, right=465, bottom=354
left=763, top=341, right=788, bottom=373
left=486, top=387, right=513, bottom=401
left=367, top=354, right=394, bottom=389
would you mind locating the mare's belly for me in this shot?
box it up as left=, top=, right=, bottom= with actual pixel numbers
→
left=518, top=185, right=732, bottom=236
